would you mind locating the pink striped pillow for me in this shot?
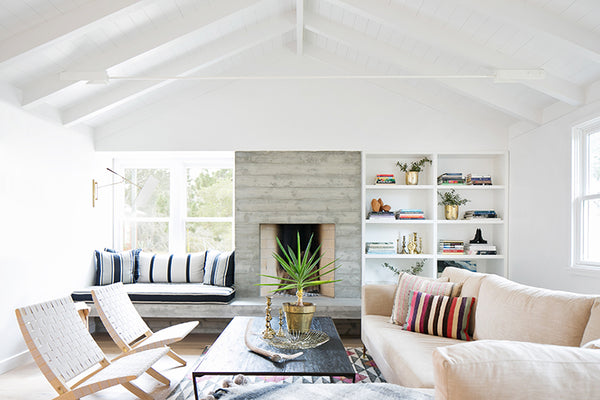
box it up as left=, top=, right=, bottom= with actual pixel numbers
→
left=404, top=290, right=475, bottom=341
left=390, top=273, right=457, bottom=326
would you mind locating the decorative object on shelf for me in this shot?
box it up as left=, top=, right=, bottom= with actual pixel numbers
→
left=244, top=320, right=303, bottom=363
left=370, top=198, right=391, bottom=212
left=262, top=296, right=276, bottom=339
left=407, top=232, right=422, bottom=254
left=375, top=174, right=396, bottom=184
left=396, top=157, right=432, bottom=185
left=438, top=189, right=470, bottom=220
left=470, top=228, right=487, bottom=244
left=258, top=232, right=341, bottom=333
left=398, top=236, right=407, bottom=254
left=382, top=259, right=425, bottom=276
left=276, top=309, right=285, bottom=337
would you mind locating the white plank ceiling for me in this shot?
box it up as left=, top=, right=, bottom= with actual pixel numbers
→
left=1, top=0, right=600, bottom=131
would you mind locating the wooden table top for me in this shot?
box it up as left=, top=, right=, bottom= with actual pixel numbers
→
left=192, top=316, right=355, bottom=378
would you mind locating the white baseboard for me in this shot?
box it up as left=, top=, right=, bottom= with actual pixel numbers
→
left=0, top=351, right=32, bottom=374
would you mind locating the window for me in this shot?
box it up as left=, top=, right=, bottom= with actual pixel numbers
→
left=573, top=120, right=600, bottom=268
left=114, top=153, right=234, bottom=253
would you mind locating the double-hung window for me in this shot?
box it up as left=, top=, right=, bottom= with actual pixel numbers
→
left=114, top=153, right=234, bottom=253
left=573, top=119, right=600, bottom=268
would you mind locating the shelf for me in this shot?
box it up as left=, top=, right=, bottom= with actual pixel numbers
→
left=437, top=254, right=505, bottom=260
left=365, top=184, right=434, bottom=190
left=366, top=219, right=434, bottom=224
left=437, top=219, right=504, bottom=224
left=364, top=254, right=434, bottom=259
left=436, top=185, right=505, bottom=190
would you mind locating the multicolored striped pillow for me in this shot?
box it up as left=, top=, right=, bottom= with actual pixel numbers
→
left=404, top=290, right=476, bottom=341
left=390, top=273, right=457, bottom=326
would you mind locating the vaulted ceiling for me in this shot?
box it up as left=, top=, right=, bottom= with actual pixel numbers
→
left=2, top=0, right=600, bottom=133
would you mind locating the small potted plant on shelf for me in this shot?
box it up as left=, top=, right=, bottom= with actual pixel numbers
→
left=258, top=232, right=341, bottom=333
left=438, top=189, right=470, bottom=220
left=396, top=157, right=432, bottom=185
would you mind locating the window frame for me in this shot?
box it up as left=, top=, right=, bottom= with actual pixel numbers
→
left=112, top=152, right=234, bottom=253
left=572, top=118, right=600, bottom=270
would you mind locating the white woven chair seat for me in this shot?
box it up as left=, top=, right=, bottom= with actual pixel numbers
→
left=132, top=321, right=199, bottom=351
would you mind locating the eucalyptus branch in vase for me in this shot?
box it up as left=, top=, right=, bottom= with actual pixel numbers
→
left=382, top=260, right=425, bottom=276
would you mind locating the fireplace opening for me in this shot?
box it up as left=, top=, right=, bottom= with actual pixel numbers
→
left=260, top=223, right=335, bottom=298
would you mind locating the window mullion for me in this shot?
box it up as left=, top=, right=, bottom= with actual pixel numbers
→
left=170, top=163, right=186, bottom=253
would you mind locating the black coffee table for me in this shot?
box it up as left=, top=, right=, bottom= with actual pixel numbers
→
left=192, top=316, right=356, bottom=400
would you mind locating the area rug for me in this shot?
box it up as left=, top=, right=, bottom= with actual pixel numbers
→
left=208, top=382, right=434, bottom=400
left=166, top=347, right=385, bottom=400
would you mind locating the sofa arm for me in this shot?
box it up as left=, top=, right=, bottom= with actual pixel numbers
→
left=362, top=284, right=396, bottom=317
left=433, top=340, right=600, bottom=400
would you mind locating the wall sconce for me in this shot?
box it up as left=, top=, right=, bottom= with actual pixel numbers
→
left=92, top=168, right=141, bottom=207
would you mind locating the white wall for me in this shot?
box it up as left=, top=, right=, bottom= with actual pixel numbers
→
left=0, top=101, right=109, bottom=373
left=94, top=52, right=510, bottom=152
left=509, top=101, right=600, bottom=294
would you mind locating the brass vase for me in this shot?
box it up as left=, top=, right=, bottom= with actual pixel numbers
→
left=283, top=302, right=316, bottom=333
left=405, top=171, right=419, bottom=185
left=445, top=205, right=459, bottom=220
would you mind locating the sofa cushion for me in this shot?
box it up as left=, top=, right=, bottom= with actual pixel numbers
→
left=474, top=275, right=595, bottom=346
left=405, top=291, right=475, bottom=341
left=433, top=340, right=600, bottom=400
left=137, top=251, right=206, bottom=283
left=72, top=283, right=235, bottom=303
left=94, top=249, right=140, bottom=285
left=581, top=297, right=600, bottom=346
left=363, top=315, right=463, bottom=388
left=390, top=273, right=456, bottom=326
left=203, top=250, right=235, bottom=287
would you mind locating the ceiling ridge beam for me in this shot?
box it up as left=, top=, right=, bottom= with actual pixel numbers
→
left=0, top=0, right=141, bottom=64
left=61, top=16, right=295, bottom=126
left=325, top=0, right=583, bottom=106
left=457, top=0, right=600, bottom=65
left=304, top=13, right=541, bottom=124
left=21, top=0, right=268, bottom=108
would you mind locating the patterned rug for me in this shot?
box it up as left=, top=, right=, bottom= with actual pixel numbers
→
left=166, top=347, right=385, bottom=400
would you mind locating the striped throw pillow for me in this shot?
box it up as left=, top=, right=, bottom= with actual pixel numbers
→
left=94, top=249, right=140, bottom=285
left=390, top=273, right=457, bottom=326
left=404, top=290, right=476, bottom=341
left=137, top=251, right=206, bottom=283
left=203, top=250, right=235, bottom=287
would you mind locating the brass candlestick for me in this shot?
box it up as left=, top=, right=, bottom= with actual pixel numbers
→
left=262, top=296, right=276, bottom=339
left=276, top=308, right=285, bottom=337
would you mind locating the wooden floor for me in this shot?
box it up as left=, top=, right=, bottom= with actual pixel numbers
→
left=0, top=332, right=363, bottom=400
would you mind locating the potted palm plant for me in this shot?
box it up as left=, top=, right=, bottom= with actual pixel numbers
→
left=438, top=189, right=470, bottom=220
left=396, top=157, right=432, bottom=185
left=258, top=232, right=341, bottom=332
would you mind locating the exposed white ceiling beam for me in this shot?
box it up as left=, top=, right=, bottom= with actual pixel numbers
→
left=304, top=44, right=516, bottom=128
left=0, top=0, right=140, bottom=64
left=457, top=0, right=600, bottom=65
left=21, top=0, right=267, bottom=107
left=305, top=14, right=541, bottom=124
left=297, top=0, right=304, bottom=55
left=325, top=0, right=584, bottom=106
left=61, top=16, right=295, bottom=127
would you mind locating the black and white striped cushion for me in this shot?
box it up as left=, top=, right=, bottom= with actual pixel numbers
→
left=137, top=251, right=206, bottom=283
left=94, top=249, right=140, bottom=285
left=203, top=250, right=235, bottom=287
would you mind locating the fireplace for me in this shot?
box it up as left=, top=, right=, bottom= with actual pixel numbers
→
left=260, top=223, right=335, bottom=298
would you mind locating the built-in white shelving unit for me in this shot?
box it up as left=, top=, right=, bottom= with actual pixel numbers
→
left=362, top=152, right=508, bottom=285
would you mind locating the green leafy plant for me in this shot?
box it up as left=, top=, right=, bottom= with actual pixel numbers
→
left=258, top=232, right=341, bottom=307
left=382, top=260, right=425, bottom=276
left=438, top=189, right=470, bottom=206
left=396, top=157, right=432, bottom=172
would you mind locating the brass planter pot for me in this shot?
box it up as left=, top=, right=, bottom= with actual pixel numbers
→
left=283, top=302, right=316, bottom=333
left=405, top=171, right=419, bottom=185
left=444, top=205, right=459, bottom=220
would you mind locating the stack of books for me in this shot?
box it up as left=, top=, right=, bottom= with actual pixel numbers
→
left=465, top=243, right=497, bottom=255
left=396, top=209, right=425, bottom=220
left=439, top=240, right=465, bottom=254
left=438, top=173, right=465, bottom=185
left=375, top=174, right=396, bottom=184
left=466, top=174, right=492, bottom=185
left=366, top=242, right=396, bottom=254
left=367, top=211, right=396, bottom=221
left=463, top=210, right=498, bottom=219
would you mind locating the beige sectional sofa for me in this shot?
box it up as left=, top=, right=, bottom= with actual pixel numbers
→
left=362, top=267, right=600, bottom=399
